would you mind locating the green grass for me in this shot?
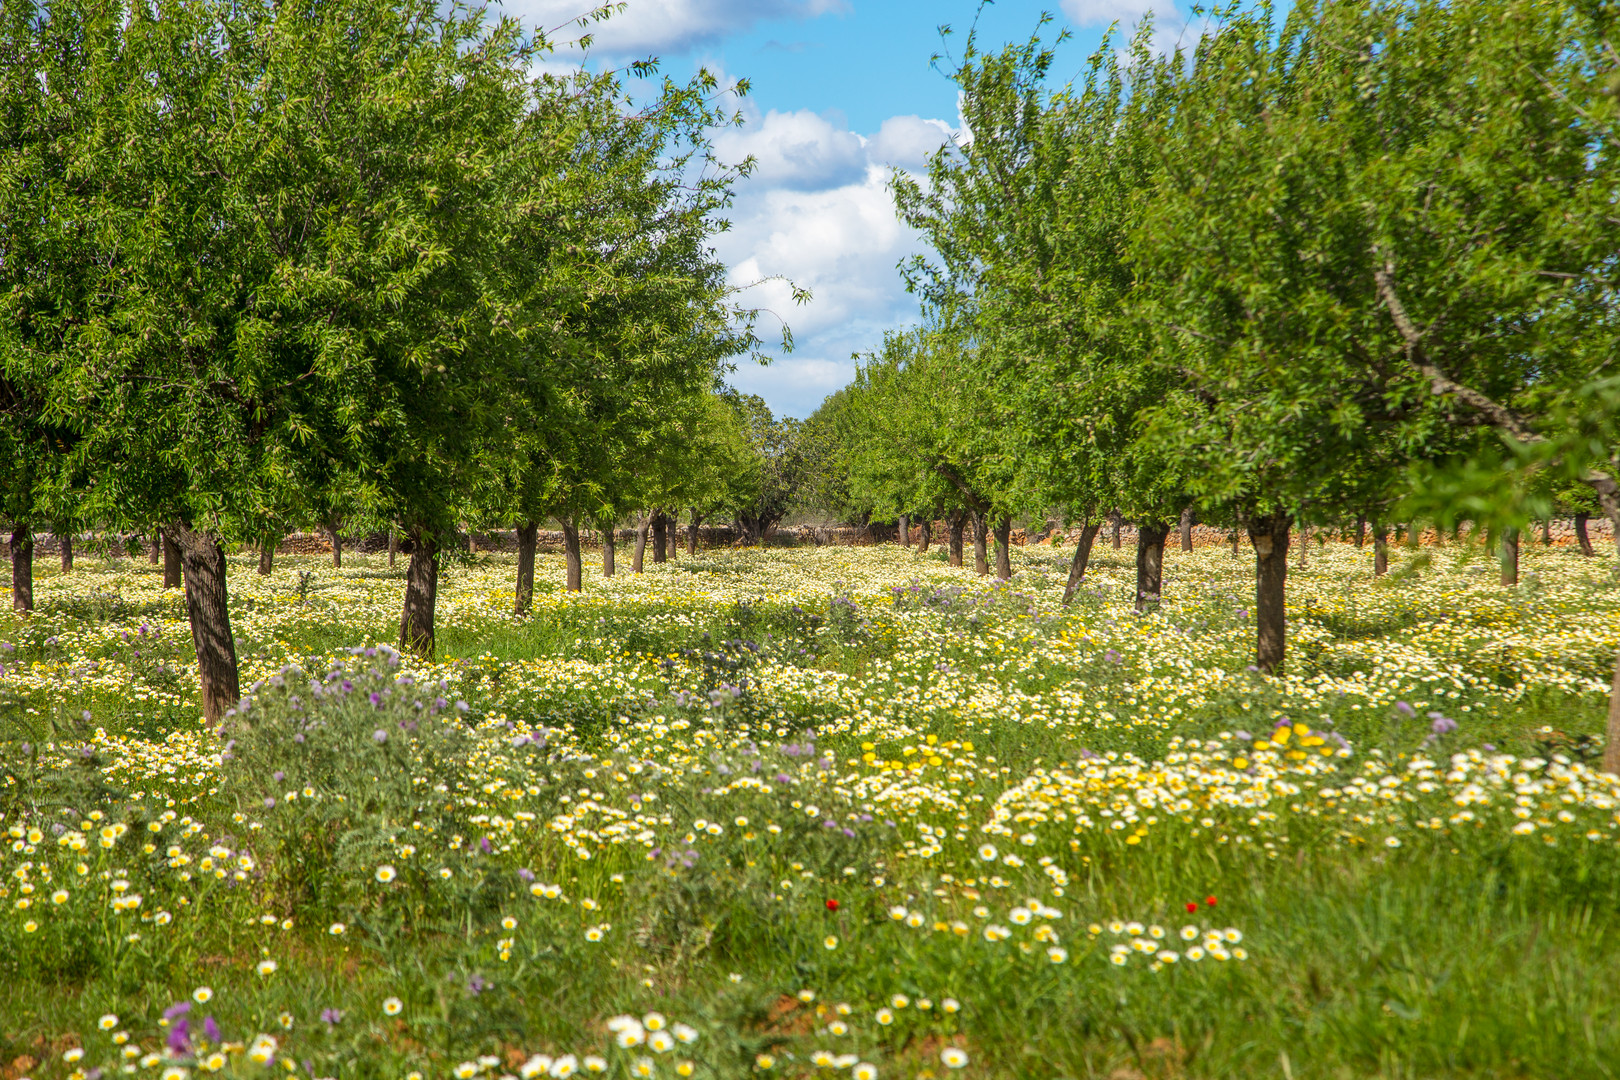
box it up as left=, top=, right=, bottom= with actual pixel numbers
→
left=1, top=543, right=1618, bottom=1079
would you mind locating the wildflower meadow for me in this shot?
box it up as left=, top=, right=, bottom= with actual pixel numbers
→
left=3, top=537, right=1618, bottom=1079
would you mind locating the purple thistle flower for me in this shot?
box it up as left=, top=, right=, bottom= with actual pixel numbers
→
left=518, top=868, right=534, bottom=881
left=320, top=1008, right=342, bottom=1025
left=372, top=729, right=388, bottom=743
left=162, top=1001, right=192, bottom=1021
left=369, top=692, right=382, bottom=707
left=167, top=1019, right=191, bottom=1053
left=467, top=975, right=488, bottom=995
left=1395, top=701, right=1414, bottom=716
left=203, top=1016, right=221, bottom=1043
left=1430, top=716, right=1457, bottom=735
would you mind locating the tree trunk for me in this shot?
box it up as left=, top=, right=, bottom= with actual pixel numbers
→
left=398, top=534, right=437, bottom=654
left=1499, top=528, right=1519, bottom=586
left=1541, top=518, right=1552, bottom=545
left=329, top=526, right=342, bottom=569
left=258, top=536, right=276, bottom=576
left=633, top=512, right=649, bottom=573
left=173, top=524, right=240, bottom=723
left=1576, top=513, right=1594, bottom=556
left=1297, top=525, right=1310, bottom=568
left=1373, top=521, right=1389, bottom=576
left=9, top=527, right=32, bottom=613
left=1355, top=514, right=1366, bottom=548
left=898, top=513, right=910, bottom=548
left=1134, top=520, right=1170, bottom=612
left=651, top=513, right=667, bottom=564
left=971, top=512, right=989, bottom=576
left=948, top=513, right=965, bottom=568
left=515, top=521, right=538, bottom=615
left=1062, top=522, right=1102, bottom=605
left=1230, top=530, right=1241, bottom=556
left=918, top=519, right=932, bottom=554
left=602, top=525, right=616, bottom=577
left=1248, top=511, right=1291, bottom=673
left=688, top=513, right=701, bottom=556
left=58, top=530, right=72, bottom=573
left=389, top=529, right=398, bottom=568
left=1179, top=507, right=1194, bottom=552
left=1111, top=510, right=1123, bottom=549
left=149, top=534, right=161, bottom=565
left=399, top=533, right=439, bottom=657
left=562, top=520, right=582, bottom=592
left=162, top=530, right=183, bottom=590
left=993, top=517, right=1012, bottom=580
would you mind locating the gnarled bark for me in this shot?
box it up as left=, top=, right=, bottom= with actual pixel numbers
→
left=602, top=524, right=616, bottom=577
left=1576, top=513, right=1594, bottom=556
left=971, top=512, right=989, bottom=576
left=561, top=520, right=582, bottom=592
left=10, top=527, right=32, bottom=612
left=1248, top=511, right=1292, bottom=673
left=651, top=513, right=667, bottom=564
left=1135, top=520, right=1170, bottom=612
left=173, top=523, right=240, bottom=722
left=1179, top=507, right=1194, bottom=552
left=515, top=521, right=538, bottom=615
left=399, top=532, right=438, bottom=657
left=389, top=529, right=398, bottom=568
left=1355, top=515, right=1366, bottom=548
left=993, top=517, right=1012, bottom=580
left=1111, top=510, right=1122, bottom=549
left=632, top=512, right=649, bottom=573
left=162, top=530, right=183, bottom=589
left=898, top=513, right=910, bottom=548
left=149, top=534, right=161, bottom=565
left=1062, top=522, right=1102, bottom=605
left=688, top=513, right=702, bottom=556
left=59, top=530, right=72, bottom=573
left=328, top=524, right=342, bottom=568
left=1499, top=528, right=1519, bottom=586
left=258, top=535, right=276, bottom=576
left=1373, top=521, right=1389, bottom=577
left=947, top=512, right=965, bottom=568
left=918, top=519, right=933, bottom=554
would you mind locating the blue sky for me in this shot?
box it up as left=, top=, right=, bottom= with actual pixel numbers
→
left=496, top=1, right=1189, bottom=417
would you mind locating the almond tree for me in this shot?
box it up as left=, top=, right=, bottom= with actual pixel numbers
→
left=892, top=24, right=1193, bottom=605
left=1129, top=0, right=1617, bottom=687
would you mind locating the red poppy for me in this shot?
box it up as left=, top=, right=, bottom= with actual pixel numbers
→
left=825, top=899, right=840, bottom=912
left=1185, top=901, right=1198, bottom=913
left=1206, top=896, right=1217, bottom=907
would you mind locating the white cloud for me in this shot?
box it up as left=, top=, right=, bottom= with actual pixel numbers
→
left=498, top=0, right=848, bottom=56
left=715, top=115, right=949, bottom=416
left=1059, top=0, right=1161, bottom=27
left=713, top=109, right=867, bottom=191
left=864, top=115, right=953, bottom=170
